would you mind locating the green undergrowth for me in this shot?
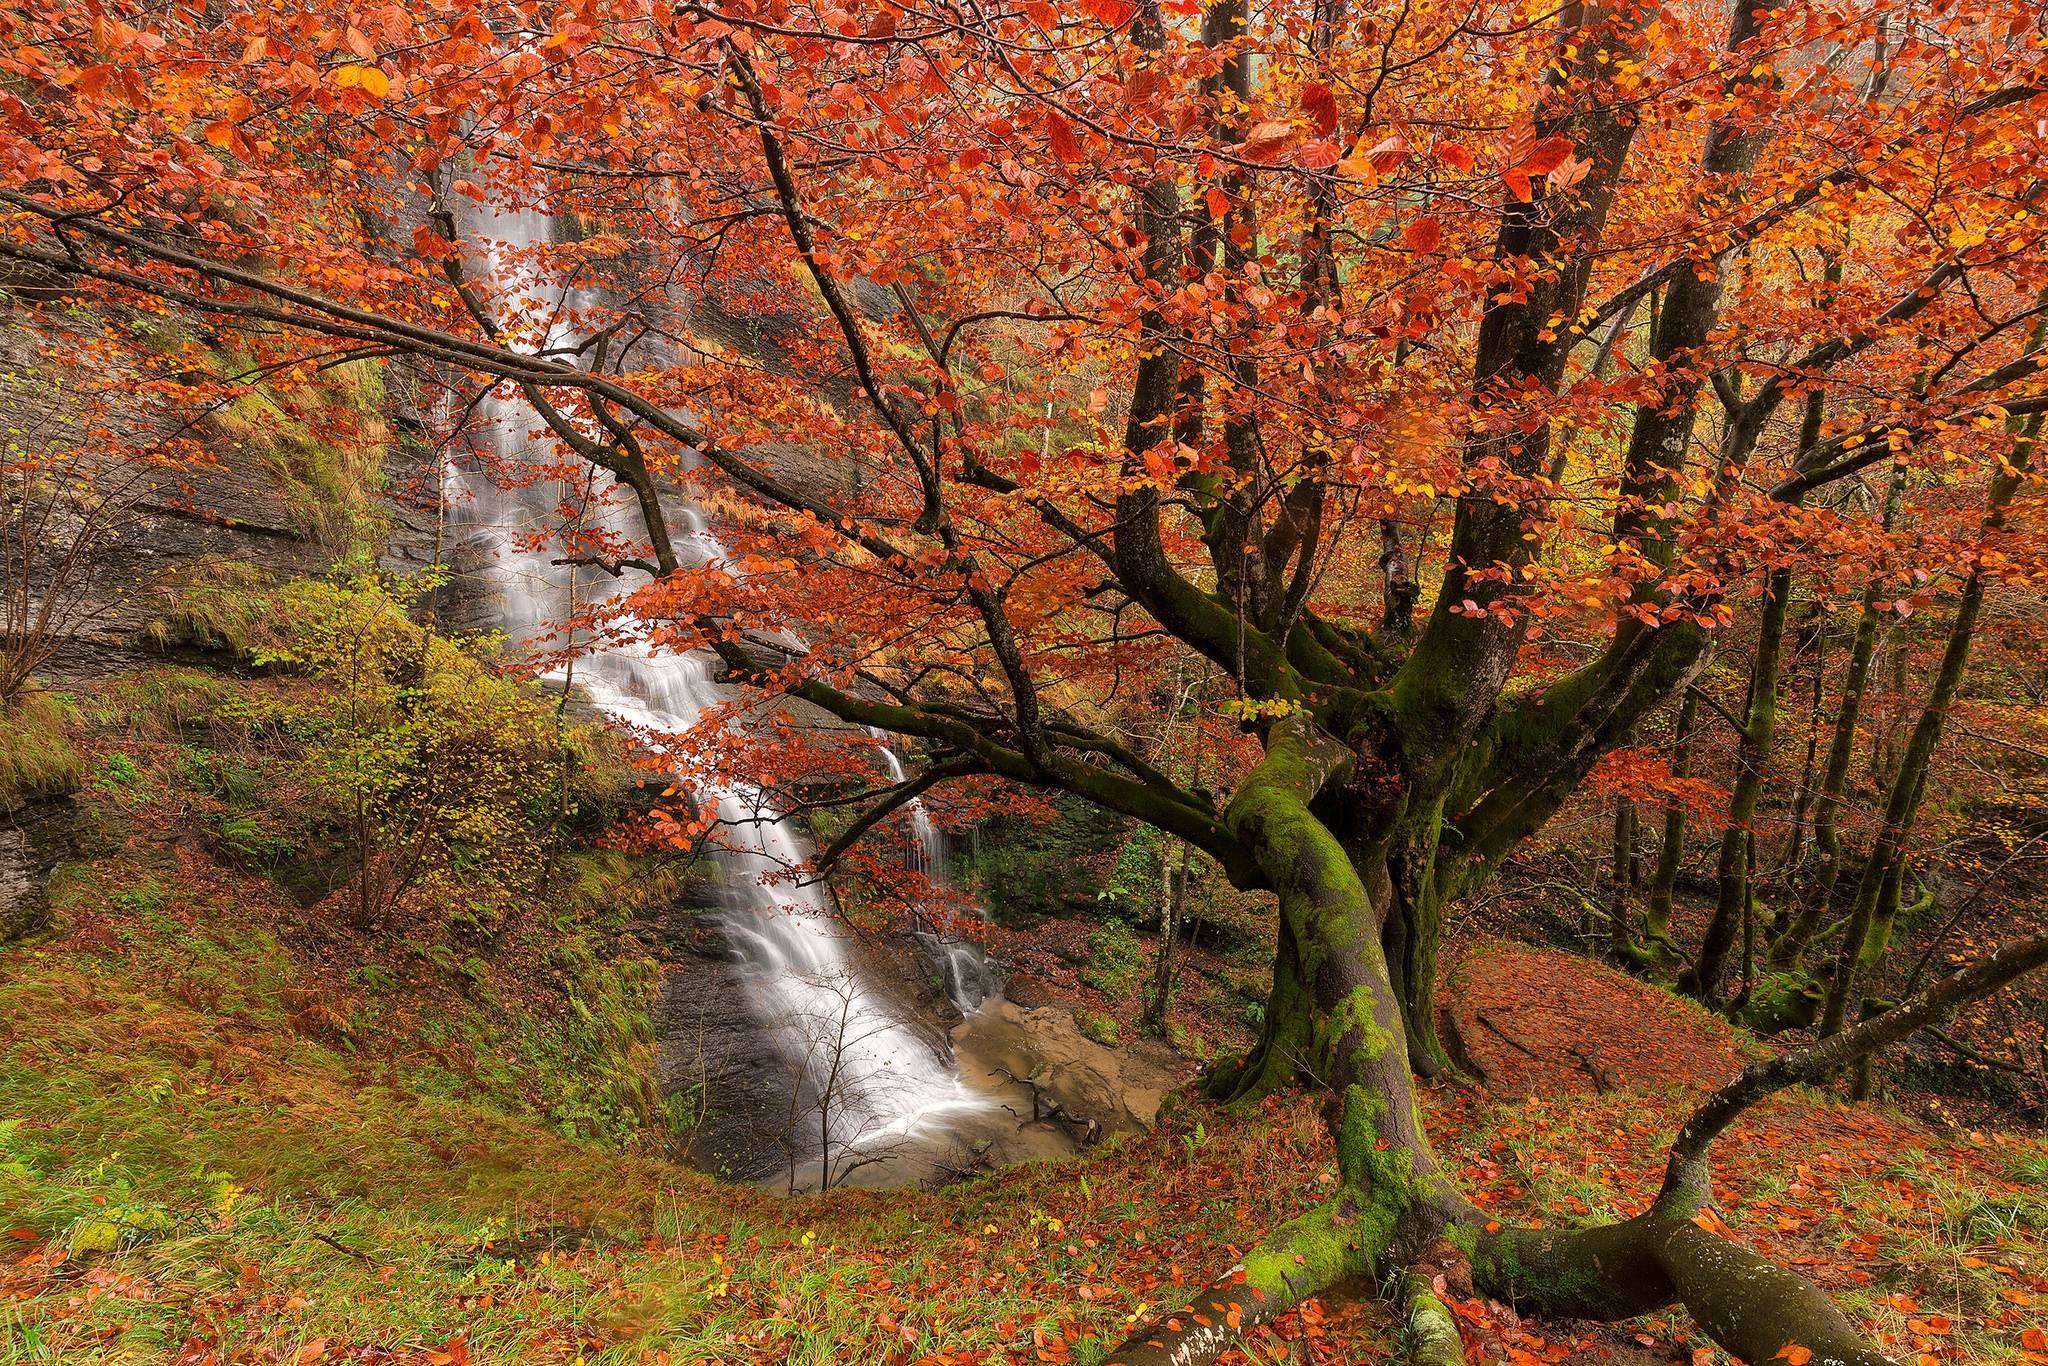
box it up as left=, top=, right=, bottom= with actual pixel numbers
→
left=0, top=943, right=1356, bottom=1365
left=0, top=684, right=82, bottom=811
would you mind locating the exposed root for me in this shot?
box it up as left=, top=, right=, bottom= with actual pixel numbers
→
left=1103, top=1189, right=1386, bottom=1366
left=1654, top=1220, right=1894, bottom=1366
left=1474, top=1214, right=1896, bottom=1366
left=1396, top=1266, right=1468, bottom=1366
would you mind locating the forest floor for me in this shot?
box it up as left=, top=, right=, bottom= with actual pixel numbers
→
left=4, top=700, right=2047, bottom=1365
left=6, top=899, right=2046, bottom=1365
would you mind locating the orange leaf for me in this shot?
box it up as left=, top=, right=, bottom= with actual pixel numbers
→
left=1521, top=134, right=1574, bottom=176
left=1243, top=120, right=1296, bottom=161
left=1403, top=217, right=1442, bottom=253
left=1044, top=109, right=1080, bottom=162
left=1774, top=1346, right=1813, bottom=1366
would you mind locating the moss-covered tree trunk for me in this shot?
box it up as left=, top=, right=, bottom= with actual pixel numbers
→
left=1820, top=410, right=2036, bottom=1038
left=1643, top=689, right=1696, bottom=964
left=1607, top=796, right=1639, bottom=958
left=1108, top=717, right=1468, bottom=1365
left=1112, top=712, right=1928, bottom=1366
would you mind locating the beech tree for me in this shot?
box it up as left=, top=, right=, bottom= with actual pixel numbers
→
left=4, top=0, right=2046, bottom=1361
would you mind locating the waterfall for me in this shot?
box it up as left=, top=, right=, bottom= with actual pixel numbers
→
left=870, top=730, right=1004, bottom=1013
left=446, top=200, right=1008, bottom=1188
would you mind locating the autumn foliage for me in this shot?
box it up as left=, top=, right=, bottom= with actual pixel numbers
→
left=4, top=0, right=2048, bottom=1361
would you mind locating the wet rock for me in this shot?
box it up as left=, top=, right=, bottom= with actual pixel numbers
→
left=952, top=998, right=1190, bottom=1141
left=0, top=799, right=75, bottom=943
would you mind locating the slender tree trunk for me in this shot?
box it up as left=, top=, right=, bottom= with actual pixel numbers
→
left=1772, top=460, right=1907, bottom=965
left=1144, top=842, right=1188, bottom=1034
left=1644, top=689, right=1697, bottom=962
left=1608, top=797, right=1639, bottom=958
left=1685, top=565, right=1792, bottom=1001
left=1820, top=410, right=2038, bottom=1036
left=1779, top=597, right=1827, bottom=875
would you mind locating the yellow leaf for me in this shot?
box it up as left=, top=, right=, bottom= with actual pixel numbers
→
left=334, top=64, right=390, bottom=98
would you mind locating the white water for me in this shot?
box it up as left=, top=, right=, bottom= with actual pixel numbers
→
left=871, top=731, right=1004, bottom=1012
left=447, top=202, right=1006, bottom=1184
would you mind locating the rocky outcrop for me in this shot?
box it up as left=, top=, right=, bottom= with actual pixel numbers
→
left=952, top=998, right=1190, bottom=1142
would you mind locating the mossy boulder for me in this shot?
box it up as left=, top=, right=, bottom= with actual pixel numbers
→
left=1734, top=970, right=1824, bottom=1035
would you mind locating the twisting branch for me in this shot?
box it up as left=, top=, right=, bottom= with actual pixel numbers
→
left=807, top=755, right=978, bottom=880
left=1657, top=929, right=2048, bottom=1210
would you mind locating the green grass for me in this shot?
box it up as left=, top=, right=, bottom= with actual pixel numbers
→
left=0, top=947, right=1346, bottom=1365
left=0, top=685, right=82, bottom=810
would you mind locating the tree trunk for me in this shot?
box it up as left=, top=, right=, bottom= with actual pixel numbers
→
left=1114, top=713, right=1926, bottom=1366
left=1607, top=797, right=1639, bottom=958
left=1771, top=460, right=1906, bottom=965
left=1779, top=596, right=1827, bottom=876
left=1685, top=565, right=1792, bottom=1001
left=1643, top=689, right=1697, bottom=965
left=1820, top=411, right=2036, bottom=1035
left=1143, top=843, right=1188, bottom=1035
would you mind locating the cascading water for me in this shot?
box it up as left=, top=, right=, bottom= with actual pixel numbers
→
left=871, top=731, right=1005, bottom=1013
left=444, top=201, right=1039, bottom=1189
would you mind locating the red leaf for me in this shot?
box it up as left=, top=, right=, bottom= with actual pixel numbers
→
left=1044, top=109, right=1080, bottom=162
left=1300, top=82, right=1339, bottom=136
left=1299, top=138, right=1342, bottom=169
left=1403, top=216, right=1442, bottom=253
left=1521, top=135, right=1574, bottom=176
left=1362, top=133, right=1408, bottom=174
left=1243, top=120, right=1296, bottom=161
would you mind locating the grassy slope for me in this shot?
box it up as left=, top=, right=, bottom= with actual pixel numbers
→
left=2, top=699, right=2045, bottom=1366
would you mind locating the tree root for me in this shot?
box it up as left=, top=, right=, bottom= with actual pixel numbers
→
left=1102, top=1188, right=1384, bottom=1366
left=1476, top=1213, right=1896, bottom=1365
left=1395, top=1269, right=1467, bottom=1366
left=1654, top=1219, right=1893, bottom=1366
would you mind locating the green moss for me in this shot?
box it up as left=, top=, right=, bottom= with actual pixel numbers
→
left=211, top=356, right=389, bottom=552
left=1081, top=917, right=1145, bottom=996
left=1075, top=1007, right=1122, bottom=1047
left=0, top=684, right=82, bottom=809
left=1238, top=1184, right=1384, bottom=1300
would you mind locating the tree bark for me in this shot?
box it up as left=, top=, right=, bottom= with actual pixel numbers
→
left=1643, top=689, right=1697, bottom=965
left=1772, top=459, right=1906, bottom=965
left=1820, top=411, right=2036, bottom=1036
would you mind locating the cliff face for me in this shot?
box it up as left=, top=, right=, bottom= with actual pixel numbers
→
left=0, top=308, right=388, bottom=684
left=0, top=299, right=392, bottom=940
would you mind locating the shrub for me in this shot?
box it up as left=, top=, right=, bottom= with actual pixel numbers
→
left=243, top=571, right=571, bottom=929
